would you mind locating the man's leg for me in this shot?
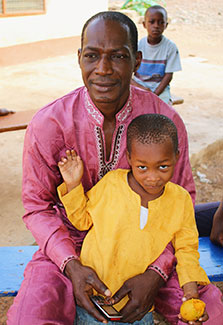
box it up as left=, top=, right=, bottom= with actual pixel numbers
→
left=154, top=270, right=223, bottom=325
left=195, top=202, right=220, bottom=236
left=7, top=250, right=75, bottom=325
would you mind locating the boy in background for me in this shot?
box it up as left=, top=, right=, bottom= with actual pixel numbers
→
left=132, top=5, right=182, bottom=104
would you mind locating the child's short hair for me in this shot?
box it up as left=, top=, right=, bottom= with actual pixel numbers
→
left=127, top=114, right=178, bottom=154
left=145, top=5, right=168, bottom=20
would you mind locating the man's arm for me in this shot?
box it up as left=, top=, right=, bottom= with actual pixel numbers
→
left=22, top=124, right=79, bottom=268
left=23, top=123, right=112, bottom=322
left=154, top=73, right=173, bottom=96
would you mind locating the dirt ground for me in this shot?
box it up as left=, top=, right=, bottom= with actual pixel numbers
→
left=0, top=0, right=223, bottom=323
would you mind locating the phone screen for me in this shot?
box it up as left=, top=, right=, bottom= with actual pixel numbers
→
left=91, top=295, right=122, bottom=319
left=100, top=304, right=121, bottom=316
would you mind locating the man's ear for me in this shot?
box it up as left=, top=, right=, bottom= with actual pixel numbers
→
left=78, top=48, right=81, bottom=65
left=134, top=51, right=142, bottom=73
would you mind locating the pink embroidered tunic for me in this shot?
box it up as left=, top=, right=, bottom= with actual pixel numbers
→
left=8, top=86, right=223, bottom=325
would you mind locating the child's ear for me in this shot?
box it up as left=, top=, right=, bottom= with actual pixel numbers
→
left=126, top=150, right=131, bottom=166
left=165, top=22, right=168, bottom=30
left=143, top=21, right=146, bottom=29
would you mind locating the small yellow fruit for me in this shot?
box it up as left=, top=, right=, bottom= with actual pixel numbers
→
left=180, top=298, right=206, bottom=321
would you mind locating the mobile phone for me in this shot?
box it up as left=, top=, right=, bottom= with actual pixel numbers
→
left=90, top=295, right=123, bottom=321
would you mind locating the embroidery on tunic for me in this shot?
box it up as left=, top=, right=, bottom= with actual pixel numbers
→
left=84, top=88, right=103, bottom=124
left=94, top=125, right=125, bottom=179
left=117, top=90, right=132, bottom=123
left=149, top=265, right=168, bottom=281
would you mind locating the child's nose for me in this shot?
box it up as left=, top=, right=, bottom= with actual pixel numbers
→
left=146, top=171, right=159, bottom=181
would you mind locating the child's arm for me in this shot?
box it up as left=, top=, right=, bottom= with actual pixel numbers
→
left=154, top=73, right=173, bottom=96
left=57, top=150, right=92, bottom=230
left=131, top=78, right=151, bottom=91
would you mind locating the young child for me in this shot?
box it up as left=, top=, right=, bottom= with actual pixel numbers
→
left=57, top=114, right=211, bottom=324
left=132, top=5, right=182, bottom=104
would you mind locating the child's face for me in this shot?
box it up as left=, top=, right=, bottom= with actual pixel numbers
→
left=143, top=9, right=168, bottom=44
left=127, top=138, right=179, bottom=200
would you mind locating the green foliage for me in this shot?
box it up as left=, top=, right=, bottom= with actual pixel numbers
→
left=121, top=0, right=166, bottom=16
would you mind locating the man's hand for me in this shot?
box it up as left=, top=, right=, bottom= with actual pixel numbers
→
left=65, top=259, right=111, bottom=323
left=111, top=269, right=165, bottom=323
left=210, top=201, right=223, bottom=246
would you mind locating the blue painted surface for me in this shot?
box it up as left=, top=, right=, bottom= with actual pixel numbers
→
left=199, top=237, right=223, bottom=282
left=0, top=246, right=38, bottom=297
left=0, top=238, right=222, bottom=297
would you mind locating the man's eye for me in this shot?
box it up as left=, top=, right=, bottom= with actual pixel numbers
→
left=111, top=54, right=126, bottom=59
left=138, top=166, right=147, bottom=170
left=84, top=53, right=97, bottom=59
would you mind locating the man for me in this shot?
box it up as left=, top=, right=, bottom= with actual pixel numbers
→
left=7, top=11, right=222, bottom=325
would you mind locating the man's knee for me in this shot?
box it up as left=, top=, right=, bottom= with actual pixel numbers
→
left=7, top=257, right=75, bottom=325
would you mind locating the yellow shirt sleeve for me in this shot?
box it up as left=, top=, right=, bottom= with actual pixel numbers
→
left=57, top=182, right=93, bottom=230
left=172, top=192, right=210, bottom=287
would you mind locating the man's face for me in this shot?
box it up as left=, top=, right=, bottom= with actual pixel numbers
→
left=78, top=18, right=141, bottom=110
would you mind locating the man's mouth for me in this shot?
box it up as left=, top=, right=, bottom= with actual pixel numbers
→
left=92, top=82, right=117, bottom=92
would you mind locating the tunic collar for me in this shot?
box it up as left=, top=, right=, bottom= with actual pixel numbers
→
left=84, top=87, right=132, bottom=126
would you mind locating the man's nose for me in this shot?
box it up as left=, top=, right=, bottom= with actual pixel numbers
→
left=95, top=55, right=113, bottom=75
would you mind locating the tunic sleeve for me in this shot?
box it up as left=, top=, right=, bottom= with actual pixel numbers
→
left=22, top=124, right=80, bottom=271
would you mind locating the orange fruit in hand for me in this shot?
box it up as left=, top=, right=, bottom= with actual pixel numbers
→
left=180, top=298, right=206, bottom=321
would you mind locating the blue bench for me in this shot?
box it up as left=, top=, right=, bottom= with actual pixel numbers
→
left=0, top=246, right=38, bottom=297
left=0, top=238, right=222, bottom=297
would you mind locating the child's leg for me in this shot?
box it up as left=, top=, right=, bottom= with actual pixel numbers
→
left=75, top=305, right=154, bottom=325
left=154, top=270, right=223, bottom=325
left=158, top=85, right=171, bottom=105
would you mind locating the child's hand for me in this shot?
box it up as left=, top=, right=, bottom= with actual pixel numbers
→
left=179, top=297, right=209, bottom=324
left=58, top=149, right=84, bottom=192
left=178, top=283, right=209, bottom=323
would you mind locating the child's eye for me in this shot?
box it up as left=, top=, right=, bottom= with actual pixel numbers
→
left=159, top=165, right=168, bottom=170
left=138, top=166, right=147, bottom=170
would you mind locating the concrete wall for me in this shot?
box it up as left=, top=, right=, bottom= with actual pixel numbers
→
left=0, top=0, right=108, bottom=47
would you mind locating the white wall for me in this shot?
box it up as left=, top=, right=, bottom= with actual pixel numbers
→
left=0, top=0, right=108, bottom=47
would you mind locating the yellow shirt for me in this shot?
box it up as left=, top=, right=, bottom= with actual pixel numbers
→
left=58, top=169, right=209, bottom=310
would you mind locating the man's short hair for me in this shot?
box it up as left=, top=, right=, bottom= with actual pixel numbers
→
left=81, top=11, right=138, bottom=54
left=127, top=114, right=178, bottom=154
